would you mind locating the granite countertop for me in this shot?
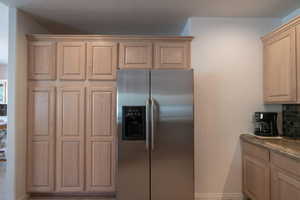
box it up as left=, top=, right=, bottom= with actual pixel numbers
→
left=240, top=134, right=300, bottom=160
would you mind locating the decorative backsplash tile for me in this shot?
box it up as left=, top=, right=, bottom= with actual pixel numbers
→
left=283, top=105, right=300, bottom=138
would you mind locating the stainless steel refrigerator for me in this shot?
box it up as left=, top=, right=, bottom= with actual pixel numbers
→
left=117, top=69, right=194, bottom=200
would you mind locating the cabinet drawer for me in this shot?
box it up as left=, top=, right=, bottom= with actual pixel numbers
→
left=271, top=152, right=300, bottom=177
left=242, top=141, right=269, bottom=162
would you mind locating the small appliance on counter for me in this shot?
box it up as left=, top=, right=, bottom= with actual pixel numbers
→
left=254, top=112, right=279, bottom=137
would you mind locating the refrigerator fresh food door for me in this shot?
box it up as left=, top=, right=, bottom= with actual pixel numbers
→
left=150, top=69, right=194, bottom=200
left=117, top=70, right=150, bottom=200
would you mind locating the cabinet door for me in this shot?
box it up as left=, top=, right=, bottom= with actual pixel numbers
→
left=119, top=42, right=152, bottom=69
left=86, top=86, right=116, bottom=192
left=57, top=42, right=86, bottom=80
left=28, top=41, right=56, bottom=80
left=263, top=28, right=296, bottom=103
left=271, top=166, right=300, bottom=200
left=27, top=85, right=55, bottom=192
left=56, top=86, right=85, bottom=192
left=243, top=154, right=270, bottom=200
left=154, top=41, right=190, bottom=69
left=87, top=41, right=117, bottom=80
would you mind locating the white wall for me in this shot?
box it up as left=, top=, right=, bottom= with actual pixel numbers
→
left=0, top=3, right=8, bottom=65
left=190, top=17, right=282, bottom=200
left=7, top=8, right=49, bottom=200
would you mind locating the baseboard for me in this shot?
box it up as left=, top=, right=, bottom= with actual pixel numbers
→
left=17, top=194, right=29, bottom=200
left=195, top=193, right=244, bottom=200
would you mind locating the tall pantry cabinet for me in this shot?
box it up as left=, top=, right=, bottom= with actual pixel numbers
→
left=27, top=37, right=116, bottom=194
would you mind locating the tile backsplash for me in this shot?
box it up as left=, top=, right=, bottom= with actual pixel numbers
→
left=283, top=105, right=300, bottom=138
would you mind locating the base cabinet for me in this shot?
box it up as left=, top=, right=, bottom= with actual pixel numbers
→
left=242, top=141, right=300, bottom=200
left=271, top=166, right=300, bottom=200
left=242, top=142, right=270, bottom=200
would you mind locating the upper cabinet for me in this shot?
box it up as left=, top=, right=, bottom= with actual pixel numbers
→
left=87, top=41, right=117, bottom=80
left=57, top=41, right=86, bottom=80
left=119, top=42, right=153, bottom=69
left=27, top=35, right=193, bottom=76
left=28, top=41, right=56, bottom=80
left=154, top=41, right=190, bottom=69
left=262, top=16, right=300, bottom=104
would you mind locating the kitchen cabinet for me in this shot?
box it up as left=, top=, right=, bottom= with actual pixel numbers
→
left=86, top=85, right=116, bottom=192
left=27, top=84, right=55, bottom=192
left=26, top=34, right=192, bottom=198
left=242, top=142, right=270, bottom=200
left=56, top=86, right=85, bottom=192
left=262, top=16, right=300, bottom=104
left=87, top=41, right=117, bottom=80
left=119, top=42, right=153, bottom=69
left=271, top=166, right=300, bottom=200
left=154, top=41, right=190, bottom=69
left=270, top=152, right=300, bottom=200
left=28, top=41, right=56, bottom=80
left=57, top=41, right=86, bottom=80
left=242, top=140, right=300, bottom=200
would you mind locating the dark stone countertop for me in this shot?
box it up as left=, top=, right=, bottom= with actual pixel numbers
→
left=240, top=134, right=300, bottom=161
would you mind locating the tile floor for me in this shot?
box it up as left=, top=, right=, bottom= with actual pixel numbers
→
left=0, top=162, right=7, bottom=200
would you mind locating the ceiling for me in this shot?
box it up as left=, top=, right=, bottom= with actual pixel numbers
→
left=4, top=0, right=300, bottom=34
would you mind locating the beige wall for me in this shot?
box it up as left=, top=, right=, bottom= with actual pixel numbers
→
left=190, top=17, right=282, bottom=199
left=7, top=8, right=49, bottom=200
left=0, top=64, right=7, bottom=79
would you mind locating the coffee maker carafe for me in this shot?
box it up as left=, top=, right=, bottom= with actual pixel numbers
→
left=254, top=112, right=278, bottom=137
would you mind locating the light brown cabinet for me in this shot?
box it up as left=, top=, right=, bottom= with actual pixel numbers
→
left=27, top=84, right=55, bottom=192
left=27, top=35, right=192, bottom=197
left=263, top=28, right=296, bottom=103
left=28, top=41, right=56, bottom=80
left=154, top=41, right=190, bottom=69
left=262, top=16, right=300, bottom=104
left=271, top=166, right=300, bottom=200
left=56, top=86, right=85, bottom=192
left=242, top=142, right=270, bottom=200
left=242, top=140, right=300, bottom=200
left=86, top=86, right=116, bottom=192
left=57, top=41, right=86, bottom=80
left=87, top=41, right=117, bottom=80
left=119, top=42, right=153, bottom=69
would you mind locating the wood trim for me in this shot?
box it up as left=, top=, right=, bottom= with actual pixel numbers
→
left=27, top=34, right=194, bottom=41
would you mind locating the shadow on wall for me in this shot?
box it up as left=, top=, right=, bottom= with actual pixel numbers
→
left=222, top=141, right=243, bottom=199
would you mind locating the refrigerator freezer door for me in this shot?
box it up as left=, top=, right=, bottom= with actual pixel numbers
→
left=150, top=70, right=194, bottom=200
left=117, top=70, right=150, bottom=200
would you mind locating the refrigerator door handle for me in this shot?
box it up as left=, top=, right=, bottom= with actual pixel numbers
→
left=151, top=98, right=156, bottom=151
left=145, top=99, right=151, bottom=151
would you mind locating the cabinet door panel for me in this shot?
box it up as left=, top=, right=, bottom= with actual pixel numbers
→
left=28, top=41, right=56, bottom=80
left=56, top=86, right=85, bottom=192
left=243, top=155, right=270, bottom=200
left=86, top=86, right=116, bottom=192
left=271, top=166, right=300, bottom=200
left=27, top=86, right=55, bottom=192
left=119, top=42, right=152, bottom=69
left=263, top=28, right=296, bottom=103
left=154, top=41, right=190, bottom=69
left=87, top=42, right=117, bottom=80
left=57, top=42, right=86, bottom=80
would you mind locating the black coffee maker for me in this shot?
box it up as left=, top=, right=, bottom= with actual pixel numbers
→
left=254, top=112, right=278, bottom=137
